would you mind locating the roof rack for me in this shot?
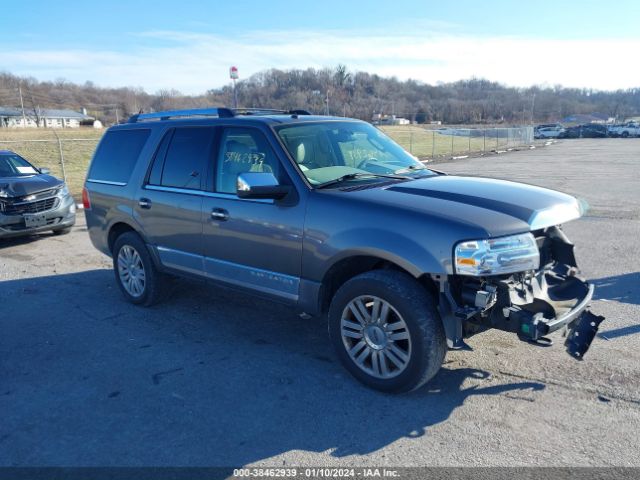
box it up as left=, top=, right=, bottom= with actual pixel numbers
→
left=128, top=107, right=312, bottom=123
left=128, top=108, right=234, bottom=123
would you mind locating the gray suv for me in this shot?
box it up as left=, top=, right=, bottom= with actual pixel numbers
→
left=84, top=108, right=604, bottom=393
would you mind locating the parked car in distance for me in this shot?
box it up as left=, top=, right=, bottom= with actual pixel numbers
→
left=84, top=107, right=604, bottom=393
left=536, top=123, right=564, bottom=130
left=559, top=124, right=608, bottom=139
left=0, top=150, right=75, bottom=239
left=534, top=124, right=565, bottom=139
left=608, top=122, right=640, bottom=138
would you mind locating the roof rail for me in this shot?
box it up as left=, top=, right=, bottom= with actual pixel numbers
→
left=127, top=107, right=312, bottom=123
left=128, top=108, right=234, bottom=123
left=232, top=108, right=312, bottom=116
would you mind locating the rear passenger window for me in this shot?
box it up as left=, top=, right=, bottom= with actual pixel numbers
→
left=147, top=129, right=174, bottom=186
left=88, top=129, right=150, bottom=184
left=158, top=127, right=215, bottom=190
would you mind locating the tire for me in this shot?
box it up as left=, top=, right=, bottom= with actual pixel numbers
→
left=112, top=231, right=165, bottom=306
left=328, top=270, right=446, bottom=393
left=52, top=227, right=72, bottom=235
left=622, top=131, right=629, bottom=138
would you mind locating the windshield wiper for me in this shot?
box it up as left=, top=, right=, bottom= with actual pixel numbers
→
left=394, top=164, right=428, bottom=174
left=315, top=172, right=411, bottom=189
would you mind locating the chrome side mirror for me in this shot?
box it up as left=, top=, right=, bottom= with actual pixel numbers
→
left=236, top=172, right=290, bottom=200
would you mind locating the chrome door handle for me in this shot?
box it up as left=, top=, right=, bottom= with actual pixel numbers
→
left=139, top=198, right=152, bottom=209
left=211, top=208, right=229, bottom=221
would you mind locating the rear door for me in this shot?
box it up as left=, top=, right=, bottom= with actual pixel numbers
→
left=135, top=126, right=216, bottom=275
left=200, top=126, right=306, bottom=302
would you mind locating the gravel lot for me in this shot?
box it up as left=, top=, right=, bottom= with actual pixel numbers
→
left=1, top=139, right=639, bottom=467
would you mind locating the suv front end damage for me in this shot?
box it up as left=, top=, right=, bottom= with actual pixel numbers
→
left=436, top=225, right=605, bottom=359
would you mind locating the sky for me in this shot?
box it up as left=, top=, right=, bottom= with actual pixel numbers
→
left=1, top=0, right=639, bottom=94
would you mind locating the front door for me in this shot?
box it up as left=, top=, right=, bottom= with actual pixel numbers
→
left=200, top=127, right=306, bottom=302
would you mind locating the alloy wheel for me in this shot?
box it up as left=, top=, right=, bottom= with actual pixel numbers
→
left=340, top=295, right=412, bottom=379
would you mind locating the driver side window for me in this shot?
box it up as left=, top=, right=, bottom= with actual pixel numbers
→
left=216, top=128, right=280, bottom=194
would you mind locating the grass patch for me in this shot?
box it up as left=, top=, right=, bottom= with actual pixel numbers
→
left=379, top=125, right=520, bottom=158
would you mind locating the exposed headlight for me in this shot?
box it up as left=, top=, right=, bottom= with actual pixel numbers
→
left=454, top=232, right=540, bottom=276
left=57, top=184, right=70, bottom=197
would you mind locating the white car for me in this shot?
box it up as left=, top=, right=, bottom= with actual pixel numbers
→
left=609, top=122, right=640, bottom=138
left=534, top=125, right=565, bottom=139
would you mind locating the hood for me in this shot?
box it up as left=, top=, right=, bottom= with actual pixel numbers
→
left=342, top=175, right=585, bottom=238
left=386, top=175, right=584, bottom=234
left=0, top=174, right=63, bottom=198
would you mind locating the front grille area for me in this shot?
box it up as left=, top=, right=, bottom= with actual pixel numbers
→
left=0, top=197, right=58, bottom=216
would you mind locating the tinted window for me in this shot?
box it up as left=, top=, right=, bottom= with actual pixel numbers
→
left=89, top=129, right=150, bottom=184
left=161, top=127, right=215, bottom=190
left=147, top=129, right=174, bottom=186
left=216, top=128, right=280, bottom=194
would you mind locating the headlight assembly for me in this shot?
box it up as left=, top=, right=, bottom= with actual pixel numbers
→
left=454, top=232, right=540, bottom=276
left=57, top=184, right=70, bottom=197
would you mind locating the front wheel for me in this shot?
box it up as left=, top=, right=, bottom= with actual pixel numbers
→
left=328, top=270, right=446, bottom=393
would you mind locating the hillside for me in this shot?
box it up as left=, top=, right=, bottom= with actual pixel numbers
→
left=1, top=67, right=638, bottom=125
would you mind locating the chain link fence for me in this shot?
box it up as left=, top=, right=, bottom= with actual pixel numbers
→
left=378, top=125, right=535, bottom=159
left=0, top=129, right=102, bottom=200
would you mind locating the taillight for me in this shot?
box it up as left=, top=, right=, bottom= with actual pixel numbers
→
left=82, top=187, right=91, bottom=210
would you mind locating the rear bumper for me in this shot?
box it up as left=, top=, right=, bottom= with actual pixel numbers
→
left=0, top=194, right=76, bottom=238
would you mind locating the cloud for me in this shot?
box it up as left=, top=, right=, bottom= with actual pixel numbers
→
left=1, top=28, right=638, bottom=94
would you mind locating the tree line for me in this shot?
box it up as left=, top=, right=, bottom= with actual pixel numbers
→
left=1, top=66, right=638, bottom=125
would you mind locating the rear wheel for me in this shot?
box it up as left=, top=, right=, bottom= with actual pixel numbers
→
left=328, top=270, right=446, bottom=393
left=112, top=231, right=165, bottom=306
left=622, top=131, right=629, bottom=138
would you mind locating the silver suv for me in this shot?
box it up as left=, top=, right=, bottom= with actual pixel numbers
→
left=84, top=108, right=604, bottom=393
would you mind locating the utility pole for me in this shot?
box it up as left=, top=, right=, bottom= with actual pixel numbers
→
left=230, top=66, right=239, bottom=109
left=325, top=90, right=330, bottom=116
left=530, top=93, right=536, bottom=124
left=18, top=86, right=27, bottom=127
left=233, top=79, right=238, bottom=108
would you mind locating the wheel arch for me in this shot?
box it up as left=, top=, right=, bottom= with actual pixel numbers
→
left=317, top=252, right=439, bottom=315
left=107, top=220, right=141, bottom=254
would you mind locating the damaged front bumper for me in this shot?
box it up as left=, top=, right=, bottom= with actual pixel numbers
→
left=436, top=226, right=605, bottom=359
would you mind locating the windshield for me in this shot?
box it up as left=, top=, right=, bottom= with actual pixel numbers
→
left=276, top=121, right=433, bottom=186
left=0, top=153, right=39, bottom=178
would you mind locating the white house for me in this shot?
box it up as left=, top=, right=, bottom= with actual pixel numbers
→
left=372, top=114, right=411, bottom=126
left=0, top=107, right=93, bottom=128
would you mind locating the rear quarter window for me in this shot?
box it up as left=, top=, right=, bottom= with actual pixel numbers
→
left=88, top=129, right=151, bottom=184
